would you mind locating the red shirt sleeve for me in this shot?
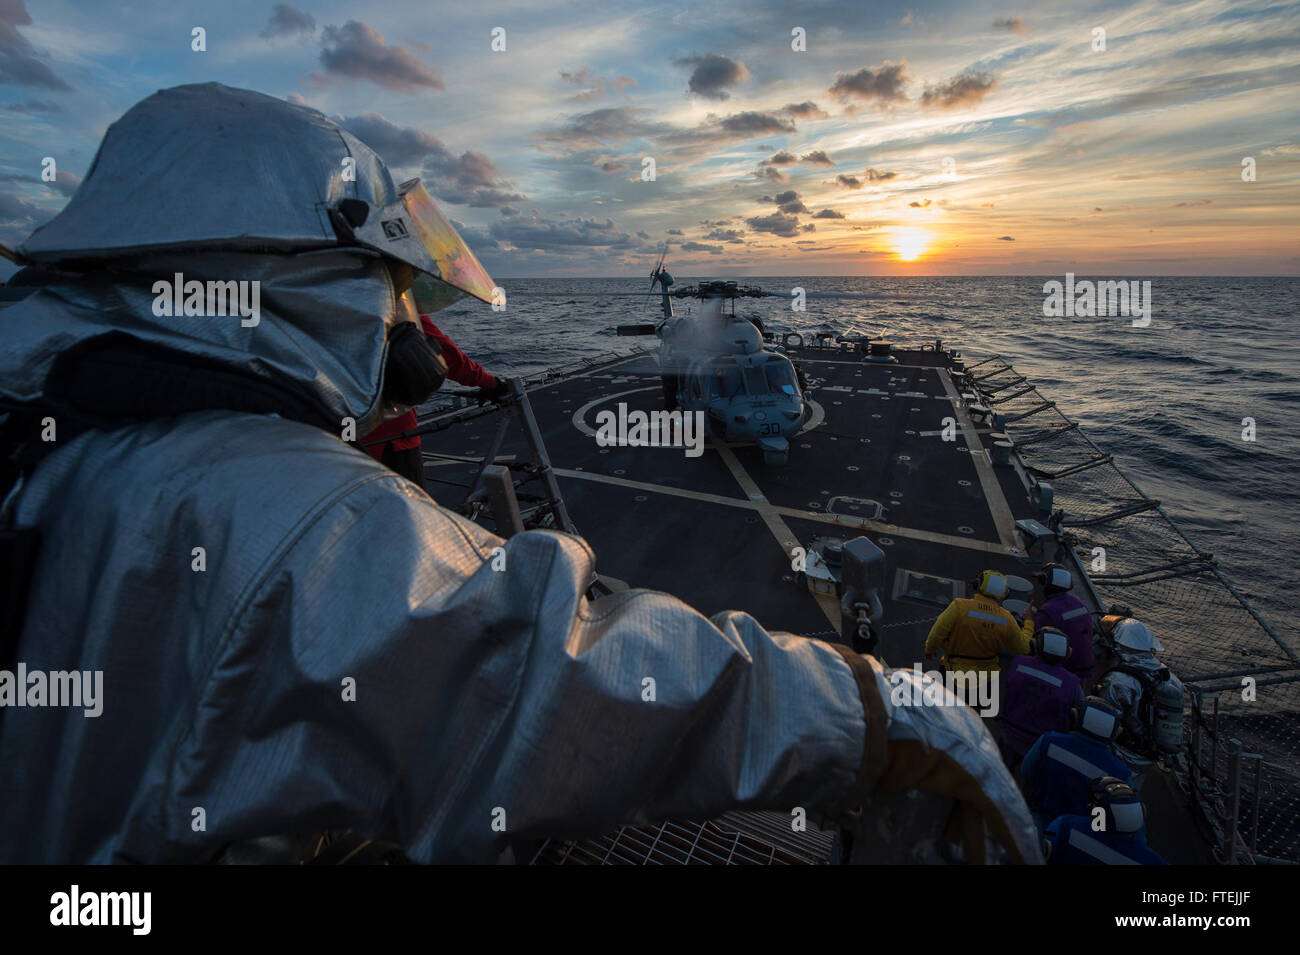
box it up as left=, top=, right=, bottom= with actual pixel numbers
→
left=420, top=316, right=496, bottom=389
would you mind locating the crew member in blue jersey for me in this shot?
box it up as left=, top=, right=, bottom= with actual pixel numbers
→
left=1019, top=697, right=1132, bottom=830
left=1043, top=776, right=1167, bottom=865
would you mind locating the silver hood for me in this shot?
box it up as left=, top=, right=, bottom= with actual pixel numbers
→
left=21, top=83, right=395, bottom=262
left=0, top=248, right=397, bottom=435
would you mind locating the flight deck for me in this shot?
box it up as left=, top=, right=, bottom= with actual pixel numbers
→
left=418, top=340, right=1059, bottom=670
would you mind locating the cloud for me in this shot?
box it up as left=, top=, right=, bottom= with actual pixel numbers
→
left=909, top=199, right=931, bottom=207
left=318, top=21, right=442, bottom=91
left=719, top=111, right=796, bottom=136
left=755, top=165, right=787, bottom=183
left=560, top=66, right=637, bottom=102
left=996, top=235, right=1015, bottom=241
left=992, top=17, right=1028, bottom=35
left=666, top=228, right=684, bottom=235
left=836, top=174, right=862, bottom=189
left=762, top=149, right=833, bottom=168
left=680, top=240, right=723, bottom=254
left=425, top=149, right=526, bottom=207
left=600, top=160, right=629, bottom=173
left=0, top=0, right=72, bottom=90
left=490, top=211, right=634, bottom=252
left=920, top=72, right=997, bottom=109
left=337, top=113, right=525, bottom=207
left=0, top=192, right=46, bottom=241
left=680, top=53, right=749, bottom=100
left=1173, top=199, right=1213, bottom=207
left=339, top=112, right=445, bottom=165
left=3, top=98, right=59, bottom=113
left=812, top=209, right=845, bottom=219
left=261, top=3, right=316, bottom=39
left=705, top=228, right=745, bottom=242
left=771, top=190, right=808, bottom=214
left=865, top=167, right=897, bottom=181
left=781, top=101, right=829, bottom=120
left=828, top=63, right=910, bottom=106
left=50, top=170, right=80, bottom=197
left=745, top=212, right=801, bottom=237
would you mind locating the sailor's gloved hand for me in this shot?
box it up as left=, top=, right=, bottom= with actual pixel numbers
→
left=862, top=656, right=1043, bottom=864
left=475, top=377, right=510, bottom=406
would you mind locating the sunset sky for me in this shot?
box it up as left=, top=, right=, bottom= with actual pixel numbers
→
left=2, top=0, right=1298, bottom=277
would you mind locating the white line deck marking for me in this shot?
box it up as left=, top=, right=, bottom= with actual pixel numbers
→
left=938, top=368, right=1019, bottom=548
left=550, top=467, right=1015, bottom=556
left=713, top=445, right=842, bottom=632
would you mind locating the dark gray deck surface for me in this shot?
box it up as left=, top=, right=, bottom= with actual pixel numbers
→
left=420, top=343, right=1039, bottom=667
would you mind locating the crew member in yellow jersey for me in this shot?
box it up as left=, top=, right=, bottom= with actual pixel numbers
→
left=925, top=570, right=1034, bottom=675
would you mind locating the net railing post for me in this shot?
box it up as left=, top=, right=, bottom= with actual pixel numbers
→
left=1226, top=739, right=1243, bottom=865
left=1251, top=753, right=1263, bottom=856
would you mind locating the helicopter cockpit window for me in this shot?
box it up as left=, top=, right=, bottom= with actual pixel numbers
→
left=742, top=365, right=768, bottom=396
left=764, top=360, right=800, bottom=396
left=712, top=367, right=743, bottom=399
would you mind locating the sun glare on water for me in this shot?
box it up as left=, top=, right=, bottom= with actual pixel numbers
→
left=893, top=227, right=932, bottom=262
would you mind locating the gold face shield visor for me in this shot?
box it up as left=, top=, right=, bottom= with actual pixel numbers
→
left=333, top=178, right=497, bottom=307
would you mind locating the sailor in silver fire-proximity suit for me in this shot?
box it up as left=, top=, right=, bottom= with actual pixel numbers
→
left=1094, top=618, right=1185, bottom=768
left=0, top=84, right=1040, bottom=864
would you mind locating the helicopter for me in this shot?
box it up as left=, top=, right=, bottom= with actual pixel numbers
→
left=616, top=252, right=809, bottom=465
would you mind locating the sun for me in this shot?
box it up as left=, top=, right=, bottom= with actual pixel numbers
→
left=893, top=227, right=932, bottom=262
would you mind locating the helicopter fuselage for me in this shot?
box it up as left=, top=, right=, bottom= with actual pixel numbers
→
left=658, top=299, right=806, bottom=465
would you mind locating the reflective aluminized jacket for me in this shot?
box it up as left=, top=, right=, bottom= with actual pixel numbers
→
left=1095, top=649, right=1183, bottom=763
left=0, top=252, right=885, bottom=863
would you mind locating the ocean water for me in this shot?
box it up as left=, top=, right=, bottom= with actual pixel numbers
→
left=433, top=275, right=1300, bottom=641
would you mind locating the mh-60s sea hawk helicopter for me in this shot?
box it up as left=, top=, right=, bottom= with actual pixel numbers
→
left=617, top=254, right=808, bottom=465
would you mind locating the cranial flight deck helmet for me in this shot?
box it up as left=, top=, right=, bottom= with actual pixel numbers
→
left=1033, top=627, right=1071, bottom=666
left=18, top=83, right=497, bottom=308
left=1071, top=696, right=1121, bottom=742
left=974, top=570, right=1009, bottom=601
left=1088, top=776, right=1146, bottom=833
left=1036, top=563, right=1073, bottom=595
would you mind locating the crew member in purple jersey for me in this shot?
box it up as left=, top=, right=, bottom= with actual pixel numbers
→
left=1029, top=564, right=1094, bottom=683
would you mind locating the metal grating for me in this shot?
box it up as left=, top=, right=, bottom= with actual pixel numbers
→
left=530, top=811, right=835, bottom=865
